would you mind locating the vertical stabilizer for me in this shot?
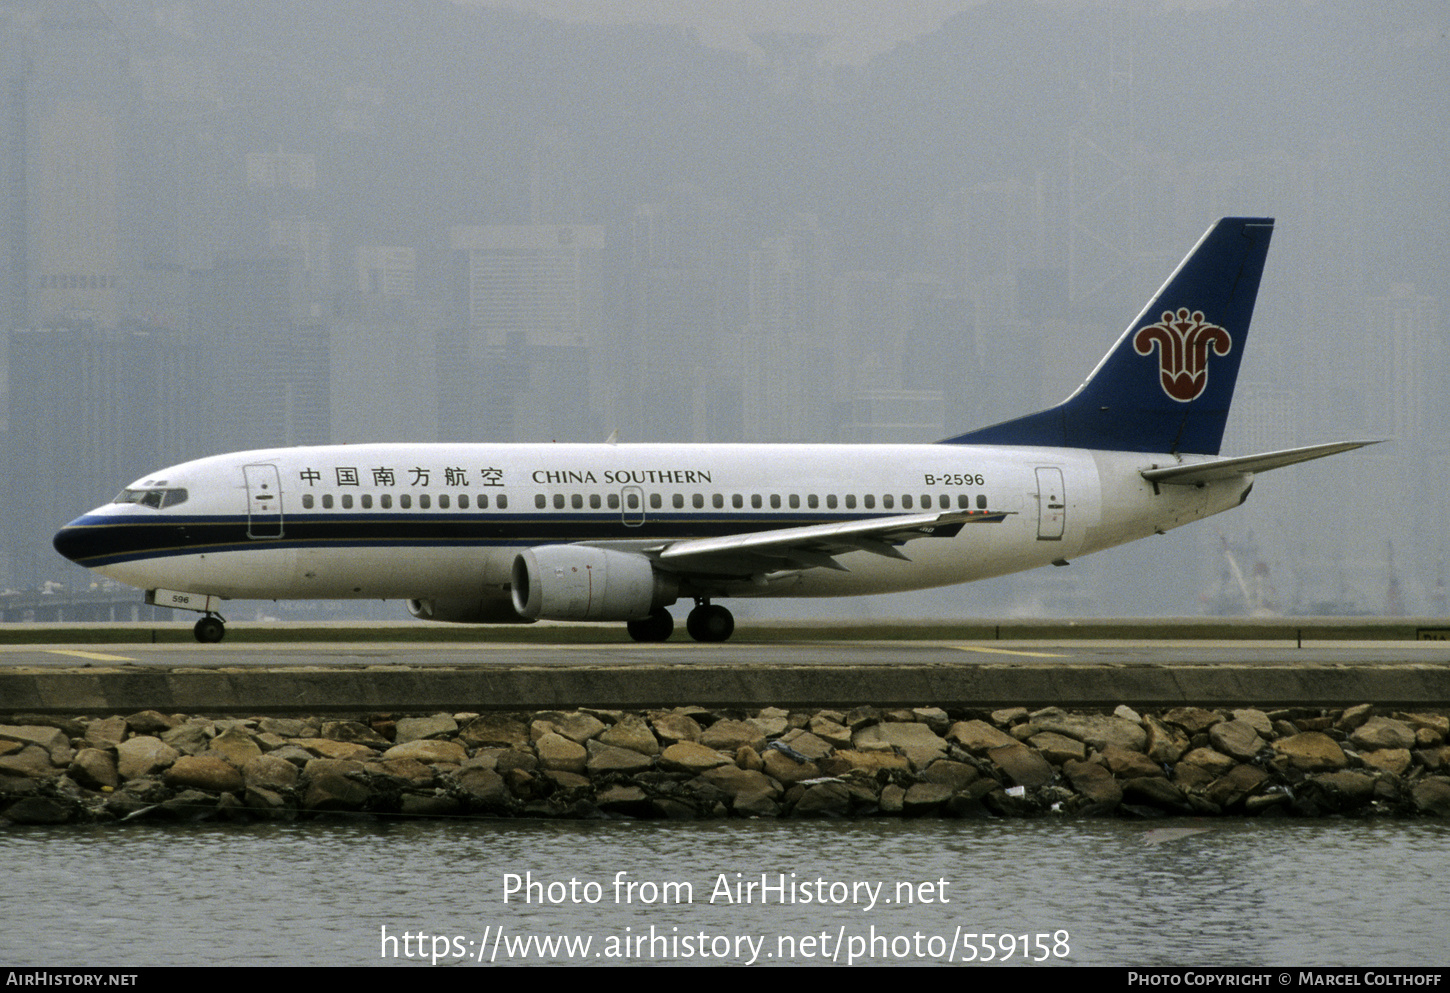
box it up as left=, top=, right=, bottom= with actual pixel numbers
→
left=943, top=217, right=1274, bottom=455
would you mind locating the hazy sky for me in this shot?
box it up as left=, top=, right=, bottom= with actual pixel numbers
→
left=470, top=0, right=988, bottom=63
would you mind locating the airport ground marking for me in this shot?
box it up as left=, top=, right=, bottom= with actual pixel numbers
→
left=44, top=649, right=137, bottom=662
left=952, top=645, right=1067, bottom=658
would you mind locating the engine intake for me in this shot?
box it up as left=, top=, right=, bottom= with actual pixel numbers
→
left=511, top=546, right=677, bottom=621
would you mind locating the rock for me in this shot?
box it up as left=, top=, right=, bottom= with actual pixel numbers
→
left=257, top=717, right=315, bottom=738
left=1143, top=716, right=1191, bottom=764
left=124, top=710, right=176, bottom=735
left=67, top=748, right=120, bottom=790
left=1205, top=764, right=1269, bottom=809
left=597, top=718, right=660, bottom=756
left=948, top=719, right=1017, bottom=752
left=1121, top=777, right=1192, bottom=813
left=208, top=728, right=263, bottom=768
left=987, top=743, right=1054, bottom=788
left=806, top=717, right=852, bottom=749
left=381, top=739, right=468, bottom=765
left=650, top=713, right=702, bottom=745
left=658, top=741, right=730, bottom=774
left=819, top=750, right=911, bottom=775
left=1230, top=709, right=1274, bottom=738
left=1177, top=747, right=1237, bottom=777
left=1208, top=719, right=1263, bottom=762
left=320, top=721, right=390, bottom=747
left=1029, top=712, right=1147, bottom=752
left=919, top=760, right=980, bottom=792
left=1062, top=760, right=1122, bottom=806
left=1337, top=704, right=1375, bottom=730
left=294, top=737, right=379, bottom=761
left=792, top=782, right=852, bottom=817
left=116, top=736, right=180, bottom=780
left=1273, top=732, right=1348, bottom=771
left=760, top=750, right=818, bottom=785
left=902, top=783, right=954, bottom=814
left=700, top=719, right=766, bottom=752
left=1100, top=744, right=1163, bottom=780
left=776, top=730, right=833, bottom=761
left=586, top=740, right=654, bottom=774
left=1028, top=732, right=1086, bottom=764
left=165, top=755, right=245, bottom=793
left=1350, top=717, right=1417, bottom=752
left=454, top=768, right=510, bottom=806
left=532, top=712, right=606, bottom=744
left=853, top=722, right=947, bottom=768
left=1410, top=778, right=1450, bottom=817
left=0, top=745, right=59, bottom=778
left=244, top=754, right=300, bottom=791
left=0, top=725, right=72, bottom=765
left=1304, top=771, right=1376, bottom=812
left=395, top=714, right=459, bottom=744
left=533, top=733, right=587, bottom=774
left=83, top=716, right=128, bottom=750
left=1359, top=748, right=1412, bottom=775
left=4, top=796, right=75, bottom=824
left=459, top=715, right=530, bottom=749
left=1161, top=707, right=1224, bottom=735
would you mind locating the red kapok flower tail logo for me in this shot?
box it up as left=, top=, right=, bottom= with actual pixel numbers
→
left=1133, top=307, right=1232, bottom=402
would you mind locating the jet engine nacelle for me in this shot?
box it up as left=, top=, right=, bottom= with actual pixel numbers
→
left=511, top=545, right=677, bottom=621
left=406, top=595, right=533, bottom=624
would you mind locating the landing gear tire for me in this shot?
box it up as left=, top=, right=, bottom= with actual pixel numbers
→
left=626, top=608, right=673, bottom=643
left=686, top=603, right=734, bottom=643
left=193, top=615, right=225, bottom=644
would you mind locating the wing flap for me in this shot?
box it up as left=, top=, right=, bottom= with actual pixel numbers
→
left=655, top=510, right=1008, bottom=577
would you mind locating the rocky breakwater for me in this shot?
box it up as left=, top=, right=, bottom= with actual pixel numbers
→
left=2, top=703, right=1449, bottom=824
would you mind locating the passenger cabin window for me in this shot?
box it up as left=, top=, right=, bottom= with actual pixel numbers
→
left=649, top=494, right=662, bottom=510
left=826, top=495, right=837, bottom=509
left=751, top=495, right=762, bottom=509
left=846, top=495, right=857, bottom=509
left=458, top=494, right=468, bottom=509
left=497, top=495, right=508, bottom=509
left=788, top=495, right=799, bottom=509
left=381, top=494, right=393, bottom=509
left=341, top=494, right=353, bottom=509
left=572, top=494, right=583, bottom=509
left=770, top=495, right=781, bottom=509
left=439, top=494, right=450, bottom=509
left=883, top=495, right=894, bottom=509
left=863, top=495, right=875, bottom=509
left=808, top=495, right=819, bottom=509
left=673, top=494, right=684, bottom=509
left=536, top=495, right=547, bottom=509
left=977, top=494, right=987, bottom=509
left=902, top=495, right=913, bottom=510
left=362, top=494, right=373, bottom=509
left=712, top=494, right=723, bottom=509
left=732, top=494, right=743, bottom=509
left=302, top=494, right=314, bottom=509
left=694, top=494, right=705, bottom=509
left=590, top=494, right=601, bottom=509
left=400, top=494, right=412, bottom=509
left=609, top=494, right=621, bottom=510
left=322, top=494, right=334, bottom=509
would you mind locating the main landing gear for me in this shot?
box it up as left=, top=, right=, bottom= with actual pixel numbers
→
left=193, top=614, right=226, bottom=643
left=626, top=600, right=735, bottom=643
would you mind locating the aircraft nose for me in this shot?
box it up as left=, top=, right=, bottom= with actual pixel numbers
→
left=53, top=519, right=96, bottom=565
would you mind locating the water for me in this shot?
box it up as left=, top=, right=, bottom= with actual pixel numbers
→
left=4, top=818, right=1447, bottom=967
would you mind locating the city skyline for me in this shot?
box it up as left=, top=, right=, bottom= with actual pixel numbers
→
left=3, top=0, right=1444, bottom=619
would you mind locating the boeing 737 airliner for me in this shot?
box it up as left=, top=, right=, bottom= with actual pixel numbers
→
left=53, top=218, right=1373, bottom=642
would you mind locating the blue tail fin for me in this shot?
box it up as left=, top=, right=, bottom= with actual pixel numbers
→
left=943, top=217, right=1274, bottom=455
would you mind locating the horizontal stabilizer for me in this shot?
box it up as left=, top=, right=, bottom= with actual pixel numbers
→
left=1140, top=440, right=1381, bottom=485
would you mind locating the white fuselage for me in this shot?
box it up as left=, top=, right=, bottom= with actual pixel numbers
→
left=70, top=442, right=1250, bottom=603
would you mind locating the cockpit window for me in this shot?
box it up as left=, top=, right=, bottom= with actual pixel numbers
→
left=113, top=487, right=189, bottom=509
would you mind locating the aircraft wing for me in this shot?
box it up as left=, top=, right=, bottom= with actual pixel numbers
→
left=1140, top=440, right=1381, bottom=486
left=650, top=509, right=1009, bottom=577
